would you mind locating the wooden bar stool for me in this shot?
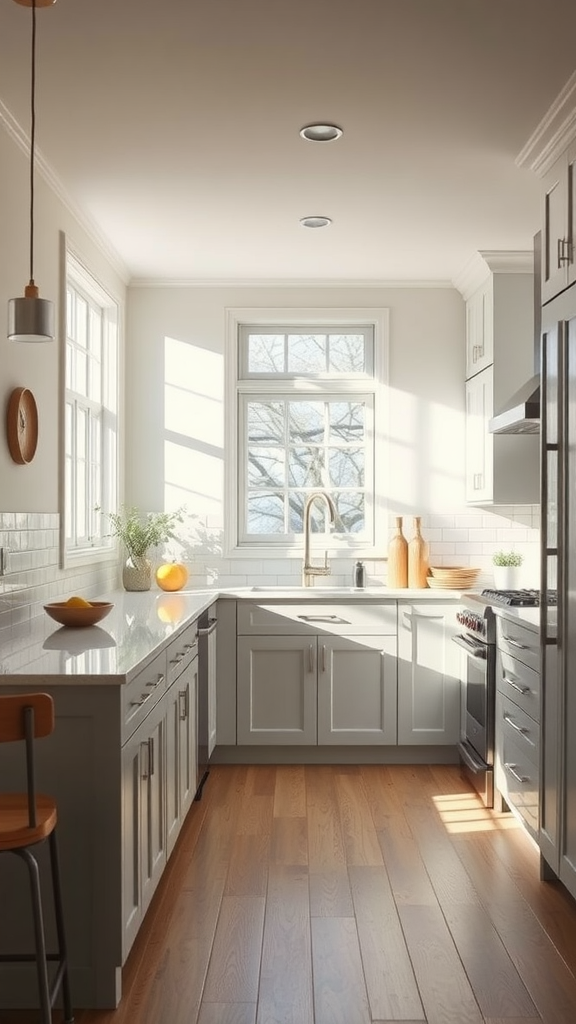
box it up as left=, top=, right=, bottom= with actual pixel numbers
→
left=0, top=692, right=74, bottom=1023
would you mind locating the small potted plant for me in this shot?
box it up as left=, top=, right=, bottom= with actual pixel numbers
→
left=97, top=505, right=186, bottom=591
left=492, top=550, right=523, bottom=590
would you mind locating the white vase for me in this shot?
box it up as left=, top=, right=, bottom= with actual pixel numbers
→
left=122, top=556, right=152, bottom=591
left=493, top=565, right=521, bottom=590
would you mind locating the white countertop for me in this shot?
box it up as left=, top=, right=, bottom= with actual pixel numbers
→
left=0, top=585, right=463, bottom=684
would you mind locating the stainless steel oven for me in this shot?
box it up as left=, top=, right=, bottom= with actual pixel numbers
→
left=453, top=605, right=496, bottom=807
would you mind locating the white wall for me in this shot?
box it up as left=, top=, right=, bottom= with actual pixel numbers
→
left=0, top=126, right=127, bottom=512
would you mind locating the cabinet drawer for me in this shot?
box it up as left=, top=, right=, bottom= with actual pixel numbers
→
left=166, top=621, right=199, bottom=686
left=497, top=650, right=540, bottom=722
left=500, top=693, right=539, bottom=764
left=122, top=650, right=167, bottom=742
left=496, top=618, right=540, bottom=673
left=237, top=601, right=397, bottom=636
left=500, top=732, right=539, bottom=836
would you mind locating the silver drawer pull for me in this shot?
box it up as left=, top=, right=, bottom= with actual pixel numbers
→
left=198, top=618, right=217, bottom=636
left=502, top=636, right=529, bottom=650
left=179, top=688, right=189, bottom=720
left=170, top=654, right=185, bottom=664
left=148, top=736, right=155, bottom=776
left=503, top=713, right=536, bottom=746
left=184, top=642, right=197, bottom=652
left=504, top=762, right=529, bottom=784
left=308, top=644, right=314, bottom=673
left=131, top=691, right=151, bottom=707
left=503, top=674, right=530, bottom=695
left=322, top=644, right=326, bottom=673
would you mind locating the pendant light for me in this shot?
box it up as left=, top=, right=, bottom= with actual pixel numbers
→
left=8, top=0, right=56, bottom=343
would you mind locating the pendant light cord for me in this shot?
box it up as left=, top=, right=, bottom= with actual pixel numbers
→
left=28, top=0, right=37, bottom=285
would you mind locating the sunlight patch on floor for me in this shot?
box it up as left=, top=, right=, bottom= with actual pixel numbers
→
left=431, top=791, right=522, bottom=834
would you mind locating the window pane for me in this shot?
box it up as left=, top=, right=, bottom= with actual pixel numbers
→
left=288, top=401, right=324, bottom=444
left=248, top=334, right=285, bottom=372
left=248, top=447, right=285, bottom=487
left=75, top=350, right=87, bottom=396
left=290, top=494, right=334, bottom=535
left=329, top=334, right=365, bottom=372
left=65, top=343, right=73, bottom=390
left=329, top=448, right=364, bottom=487
left=247, top=493, right=285, bottom=533
left=288, top=447, right=324, bottom=487
left=335, top=492, right=365, bottom=533
left=90, top=307, right=102, bottom=359
left=64, top=402, right=73, bottom=457
left=89, top=354, right=102, bottom=404
left=76, top=295, right=87, bottom=347
left=329, top=401, right=364, bottom=442
left=247, top=402, right=284, bottom=443
left=287, top=334, right=326, bottom=373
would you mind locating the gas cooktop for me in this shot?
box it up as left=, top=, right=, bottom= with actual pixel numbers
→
left=480, top=588, right=557, bottom=607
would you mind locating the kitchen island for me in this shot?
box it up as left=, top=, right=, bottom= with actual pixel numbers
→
left=0, top=585, right=463, bottom=1010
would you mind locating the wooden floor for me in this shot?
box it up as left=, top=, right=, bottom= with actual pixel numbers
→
left=4, top=763, right=576, bottom=1024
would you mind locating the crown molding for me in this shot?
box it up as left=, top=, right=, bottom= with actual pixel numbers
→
left=128, top=276, right=455, bottom=289
left=452, top=250, right=533, bottom=300
left=0, top=99, right=131, bottom=285
left=516, top=70, right=576, bottom=177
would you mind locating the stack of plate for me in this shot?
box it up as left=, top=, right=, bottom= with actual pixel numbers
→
left=427, top=566, right=481, bottom=590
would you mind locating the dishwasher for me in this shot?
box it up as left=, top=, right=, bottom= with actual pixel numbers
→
left=195, top=603, right=217, bottom=799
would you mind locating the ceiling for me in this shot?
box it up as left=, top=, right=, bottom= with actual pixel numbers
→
left=1, top=0, right=576, bottom=285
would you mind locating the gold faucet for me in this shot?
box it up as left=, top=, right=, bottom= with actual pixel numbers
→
left=302, top=491, right=337, bottom=586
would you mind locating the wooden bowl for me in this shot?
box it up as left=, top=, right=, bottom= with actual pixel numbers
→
left=44, top=601, right=114, bottom=628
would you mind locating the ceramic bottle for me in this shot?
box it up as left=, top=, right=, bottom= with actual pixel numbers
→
left=408, top=516, right=429, bottom=589
left=387, top=517, right=408, bottom=588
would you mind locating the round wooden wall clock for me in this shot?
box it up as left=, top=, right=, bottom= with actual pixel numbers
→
left=6, top=387, right=39, bottom=464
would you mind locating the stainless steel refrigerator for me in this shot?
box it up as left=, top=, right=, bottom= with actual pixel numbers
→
left=539, top=282, right=576, bottom=899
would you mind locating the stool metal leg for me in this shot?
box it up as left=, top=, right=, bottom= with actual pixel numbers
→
left=49, top=830, right=74, bottom=1023
left=20, top=847, right=52, bottom=1024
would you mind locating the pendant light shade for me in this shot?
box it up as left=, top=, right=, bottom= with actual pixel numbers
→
left=8, top=0, right=56, bottom=343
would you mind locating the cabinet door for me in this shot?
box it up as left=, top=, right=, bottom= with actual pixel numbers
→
left=140, top=703, right=167, bottom=915
left=207, top=624, right=217, bottom=757
left=165, top=656, right=198, bottom=857
left=237, top=635, right=317, bottom=744
left=542, top=150, right=576, bottom=303
left=466, top=279, right=493, bottom=377
left=317, top=635, right=397, bottom=745
left=465, top=366, right=493, bottom=503
left=397, top=603, right=461, bottom=745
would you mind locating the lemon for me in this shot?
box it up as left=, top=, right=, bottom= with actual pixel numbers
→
left=65, top=595, right=92, bottom=608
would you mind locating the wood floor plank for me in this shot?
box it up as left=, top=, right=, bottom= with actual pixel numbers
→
left=256, top=865, right=313, bottom=1024
left=202, top=896, right=266, bottom=1003
left=398, top=904, right=483, bottom=1024
left=197, top=1005, right=256, bottom=1024
left=225, top=832, right=271, bottom=895
left=311, top=917, right=371, bottom=1024
left=270, top=814, right=308, bottom=865
left=360, top=764, right=410, bottom=831
left=440, top=903, right=538, bottom=1018
left=273, top=765, right=306, bottom=817
left=377, top=823, right=438, bottom=906
left=305, top=765, right=346, bottom=869
left=309, top=869, right=354, bottom=917
left=334, top=768, right=384, bottom=866
left=348, top=865, right=425, bottom=1021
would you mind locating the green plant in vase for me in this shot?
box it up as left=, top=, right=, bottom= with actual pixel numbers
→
left=97, top=505, right=186, bottom=591
left=492, top=550, right=523, bottom=589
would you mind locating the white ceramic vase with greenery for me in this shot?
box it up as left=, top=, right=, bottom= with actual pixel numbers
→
left=97, top=505, right=185, bottom=591
left=492, top=550, right=523, bottom=590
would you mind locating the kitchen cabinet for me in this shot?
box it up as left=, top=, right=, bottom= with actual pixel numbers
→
left=122, top=694, right=167, bottom=957
left=236, top=601, right=397, bottom=746
left=165, top=647, right=198, bottom=855
left=494, top=614, right=540, bottom=839
left=397, top=601, right=462, bottom=745
left=466, top=276, right=493, bottom=377
left=541, top=142, right=576, bottom=304
left=461, top=259, right=539, bottom=505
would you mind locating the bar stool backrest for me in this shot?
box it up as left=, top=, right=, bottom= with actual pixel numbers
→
left=0, top=692, right=55, bottom=829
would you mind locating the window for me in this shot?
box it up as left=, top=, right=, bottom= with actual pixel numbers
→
left=64, top=251, right=119, bottom=558
left=226, top=308, right=388, bottom=555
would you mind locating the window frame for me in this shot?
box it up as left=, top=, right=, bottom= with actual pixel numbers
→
left=225, top=307, right=389, bottom=558
left=60, top=241, right=121, bottom=567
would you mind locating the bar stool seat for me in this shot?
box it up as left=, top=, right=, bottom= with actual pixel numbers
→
left=0, top=693, right=74, bottom=1024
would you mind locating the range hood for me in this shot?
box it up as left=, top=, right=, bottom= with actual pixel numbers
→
left=488, top=231, right=541, bottom=436
left=488, top=375, right=540, bottom=434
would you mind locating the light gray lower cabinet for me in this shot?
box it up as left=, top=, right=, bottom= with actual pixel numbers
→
left=121, top=695, right=167, bottom=958
left=165, top=653, right=198, bottom=857
left=397, top=602, right=462, bottom=745
left=494, top=615, right=540, bottom=839
left=237, top=633, right=397, bottom=745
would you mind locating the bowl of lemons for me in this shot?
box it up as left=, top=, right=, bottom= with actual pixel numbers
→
left=44, top=596, right=114, bottom=628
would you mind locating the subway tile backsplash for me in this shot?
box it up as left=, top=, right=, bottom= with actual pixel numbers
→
left=0, top=505, right=540, bottom=630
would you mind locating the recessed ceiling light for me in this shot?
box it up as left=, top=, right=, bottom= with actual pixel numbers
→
left=299, top=123, right=343, bottom=143
left=300, top=216, right=332, bottom=229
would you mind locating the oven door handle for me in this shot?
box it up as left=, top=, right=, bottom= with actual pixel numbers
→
left=459, top=741, right=488, bottom=774
left=452, top=634, right=487, bottom=658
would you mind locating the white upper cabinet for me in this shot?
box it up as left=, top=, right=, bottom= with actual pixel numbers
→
left=466, top=277, right=493, bottom=377
left=541, top=142, right=576, bottom=304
